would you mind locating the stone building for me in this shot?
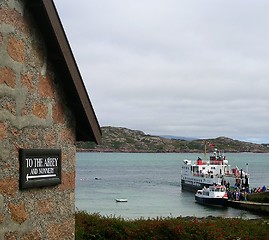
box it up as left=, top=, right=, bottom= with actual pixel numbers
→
left=0, top=0, right=101, bottom=239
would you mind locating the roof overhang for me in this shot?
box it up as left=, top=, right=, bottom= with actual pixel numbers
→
left=25, top=0, right=101, bottom=144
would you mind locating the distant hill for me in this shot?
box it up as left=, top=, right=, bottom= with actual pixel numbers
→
left=76, top=126, right=269, bottom=153
left=160, top=135, right=198, bottom=141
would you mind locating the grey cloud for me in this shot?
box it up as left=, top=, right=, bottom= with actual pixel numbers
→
left=55, top=0, right=269, bottom=143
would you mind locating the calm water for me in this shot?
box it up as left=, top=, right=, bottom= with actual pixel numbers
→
left=76, top=152, right=269, bottom=219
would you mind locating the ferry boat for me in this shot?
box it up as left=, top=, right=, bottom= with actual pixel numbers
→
left=195, top=185, right=228, bottom=206
left=181, top=145, right=249, bottom=192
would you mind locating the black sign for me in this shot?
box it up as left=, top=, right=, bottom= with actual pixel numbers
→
left=19, top=149, right=61, bottom=189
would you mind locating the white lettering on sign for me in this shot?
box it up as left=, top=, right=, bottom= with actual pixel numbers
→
left=34, top=158, right=43, bottom=167
left=44, top=157, right=58, bottom=167
left=26, top=158, right=33, bottom=168
left=25, top=157, right=59, bottom=181
left=39, top=167, right=54, bottom=174
left=30, top=168, right=38, bottom=175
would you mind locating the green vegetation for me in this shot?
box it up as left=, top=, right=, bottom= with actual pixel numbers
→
left=76, top=126, right=269, bottom=153
left=247, top=192, right=269, bottom=203
left=75, top=211, right=269, bottom=240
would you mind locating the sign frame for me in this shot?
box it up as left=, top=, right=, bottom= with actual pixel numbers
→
left=19, top=149, right=61, bottom=189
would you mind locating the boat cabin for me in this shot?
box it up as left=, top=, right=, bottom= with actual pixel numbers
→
left=199, top=186, right=226, bottom=197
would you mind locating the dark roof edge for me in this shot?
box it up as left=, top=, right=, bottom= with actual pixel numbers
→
left=26, top=0, right=102, bottom=144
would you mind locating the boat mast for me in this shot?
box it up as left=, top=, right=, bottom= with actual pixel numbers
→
left=204, top=140, right=207, bottom=161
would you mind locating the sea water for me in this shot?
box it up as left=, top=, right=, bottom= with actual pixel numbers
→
left=76, top=152, right=269, bottom=219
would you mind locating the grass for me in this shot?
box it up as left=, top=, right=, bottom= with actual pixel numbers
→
left=75, top=211, right=269, bottom=240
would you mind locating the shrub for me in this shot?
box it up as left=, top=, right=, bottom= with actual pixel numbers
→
left=247, top=192, right=269, bottom=203
left=75, top=211, right=269, bottom=240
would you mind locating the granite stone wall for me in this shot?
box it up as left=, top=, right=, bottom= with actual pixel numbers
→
left=0, top=1, right=77, bottom=239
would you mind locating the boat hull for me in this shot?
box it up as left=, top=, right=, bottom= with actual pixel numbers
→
left=181, top=179, right=212, bottom=192
left=195, top=196, right=228, bottom=206
left=115, top=199, right=128, bottom=202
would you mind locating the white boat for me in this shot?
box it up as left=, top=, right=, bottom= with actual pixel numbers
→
left=115, top=198, right=128, bottom=202
left=181, top=145, right=249, bottom=192
left=195, top=185, right=228, bottom=206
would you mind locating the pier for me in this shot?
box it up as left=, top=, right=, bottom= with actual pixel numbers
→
left=227, top=200, right=269, bottom=215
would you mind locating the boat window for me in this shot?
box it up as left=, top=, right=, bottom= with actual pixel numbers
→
left=193, top=166, right=198, bottom=172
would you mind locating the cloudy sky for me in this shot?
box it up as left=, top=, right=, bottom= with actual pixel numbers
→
left=54, top=0, right=269, bottom=143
